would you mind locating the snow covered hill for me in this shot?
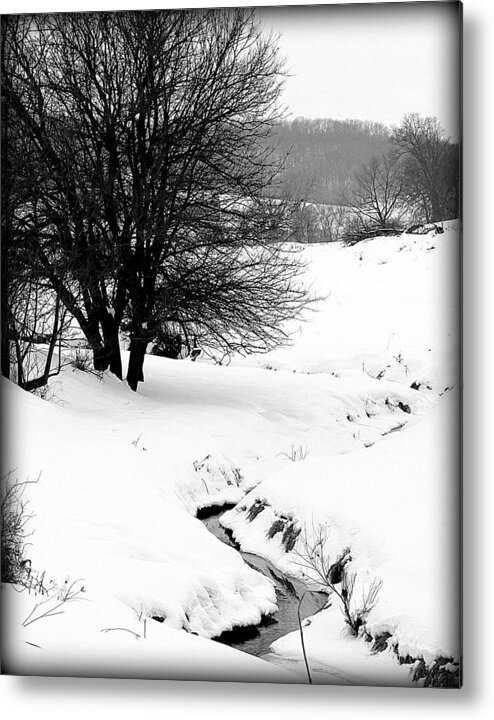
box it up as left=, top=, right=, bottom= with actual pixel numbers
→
left=1, top=223, right=460, bottom=685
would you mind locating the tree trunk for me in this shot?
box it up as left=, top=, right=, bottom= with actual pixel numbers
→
left=1, top=297, right=10, bottom=380
left=98, top=315, right=123, bottom=380
left=22, top=294, right=60, bottom=392
left=430, top=195, right=442, bottom=223
left=127, top=337, right=148, bottom=392
left=1, top=213, right=11, bottom=379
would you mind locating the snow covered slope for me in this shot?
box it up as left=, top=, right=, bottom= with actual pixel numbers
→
left=232, top=222, right=459, bottom=394
left=1, top=223, right=460, bottom=684
left=222, top=390, right=460, bottom=677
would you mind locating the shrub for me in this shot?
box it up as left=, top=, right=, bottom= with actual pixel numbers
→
left=279, top=443, right=309, bottom=462
left=341, top=215, right=403, bottom=246
left=150, top=329, right=183, bottom=359
left=1, top=471, right=37, bottom=584
left=412, top=656, right=461, bottom=688
left=247, top=498, right=268, bottom=522
left=267, top=519, right=285, bottom=539
left=73, top=346, right=93, bottom=372
left=293, top=523, right=382, bottom=636
left=72, top=346, right=104, bottom=379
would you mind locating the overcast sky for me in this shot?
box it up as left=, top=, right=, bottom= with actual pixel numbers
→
left=258, top=3, right=461, bottom=140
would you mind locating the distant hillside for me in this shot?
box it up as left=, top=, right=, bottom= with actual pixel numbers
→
left=270, top=118, right=391, bottom=205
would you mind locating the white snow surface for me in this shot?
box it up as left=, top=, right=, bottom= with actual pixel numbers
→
left=1, top=583, right=294, bottom=683
left=1, top=224, right=460, bottom=684
left=223, top=390, right=460, bottom=668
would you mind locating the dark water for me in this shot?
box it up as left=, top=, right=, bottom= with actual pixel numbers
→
left=198, top=505, right=328, bottom=657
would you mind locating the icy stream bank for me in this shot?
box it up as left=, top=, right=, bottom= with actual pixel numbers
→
left=198, top=505, right=327, bottom=658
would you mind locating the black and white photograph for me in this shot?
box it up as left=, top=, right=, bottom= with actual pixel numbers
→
left=1, top=0, right=462, bottom=695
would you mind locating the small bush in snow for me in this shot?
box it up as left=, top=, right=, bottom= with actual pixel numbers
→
left=247, top=498, right=268, bottom=522
left=282, top=522, right=301, bottom=552
left=293, top=523, right=383, bottom=636
left=412, top=655, right=461, bottom=688
left=72, top=347, right=104, bottom=379
left=267, top=519, right=285, bottom=539
left=266, top=515, right=301, bottom=551
left=73, top=347, right=93, bottom=372
left=279, top=443, right=309, bottom=462
left=1, top=471, right=36, bottom=585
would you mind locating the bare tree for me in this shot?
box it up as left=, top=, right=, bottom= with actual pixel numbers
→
left=152, top=240, right=309, bottom=362
left=2, top=18, right=75, bottom=390
left=392, top=113, right=459, bottom=222
left=8, top=275, right=68, bottom=392
left=3, top=10, right=311, bottom=392
left=340, top=153, right=406, bottom=244
left=345, top=154, right=405, bottom=229
left=2, top=14, right=126, bottom=380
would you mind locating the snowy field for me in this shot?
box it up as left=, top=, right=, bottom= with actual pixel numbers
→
left=1, top=223, right=460, bottom=685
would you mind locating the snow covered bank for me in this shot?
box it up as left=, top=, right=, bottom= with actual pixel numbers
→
left=219, top=225, right=460, bottom=684
left=232, top=223, right=459, bottom=396
left=2, top=223, right=460, bottom=684
left=1, top=584, right=295, bottom=683
left=1, top=349, right=425, bottom=654
left=264, top=604, right=415, bottom=687
left=1, top=376, right=278, bottom=642
left=222, top=390, right=460, bottom=679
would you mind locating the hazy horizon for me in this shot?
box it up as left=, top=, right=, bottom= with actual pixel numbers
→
left=258, top=3, right=461, bottom=142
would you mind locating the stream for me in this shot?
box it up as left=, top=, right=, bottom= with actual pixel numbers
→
left=198, top=504, right=328, bottom=658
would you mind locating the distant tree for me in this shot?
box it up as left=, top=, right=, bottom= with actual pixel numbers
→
left=344, top=153, right=406, bottom=231
left=3, top=10, right=311, bottom=391
left=270, top=118, right=391, bottom=205
left=287, top=202, right=349, bottom=244
left=392, top=113, right=460, bottom=222
left=436, top=141, right=460, bottom=220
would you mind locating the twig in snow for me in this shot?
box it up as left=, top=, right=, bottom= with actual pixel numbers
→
left=100, top=627, right=141, bottom=640
left=297, top=592, right=313, bottom=684
left=22, top=579, right=86, bottom=629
